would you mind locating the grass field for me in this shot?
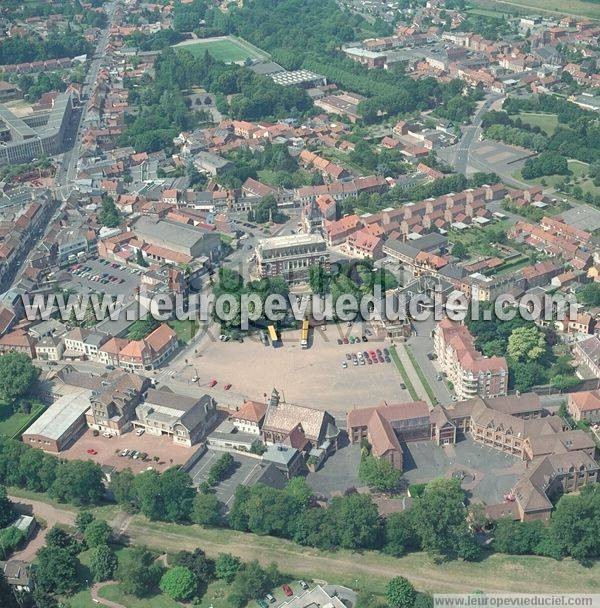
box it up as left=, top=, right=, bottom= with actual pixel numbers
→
left=514, top=159, right=599, bottom=196
left=173, top=36, right=270, bottom=63
left=0, top=400, right=44, bottom=438
left=514, top=112, right=559, bottom=135
left=11, top=491, right=600, bottom=597
left=389, top=346, right=419, bottom=401
left=126, top=517, right=600, bottom=595
left=473, top=0, right=600, bottom=20
left=167, top=319, right=198, bottom=343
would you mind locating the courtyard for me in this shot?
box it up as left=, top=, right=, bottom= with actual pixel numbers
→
left=174, top=324, right=412, bottom=415
left=59, top=428, right=192, bottom=474
left=402, top=437, right=526, bottom=504
left=187, top=449, right=271, bottom=508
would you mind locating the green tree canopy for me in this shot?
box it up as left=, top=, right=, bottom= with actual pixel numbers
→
left=89, top=544, right=118, bottom=582
left=159, top=566, right=197, bottom=601
left=386, top=576, right=417, bottom=608
left=0, top=352, right=39, bottom=405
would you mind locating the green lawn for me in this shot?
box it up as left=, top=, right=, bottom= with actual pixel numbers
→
left=126, top=517, right=600, bottom=595
left=405, top=346, right=438, bottom=405
left=389, top=346, right=419, bottom=401
left=168, top=319, right=199, bottom=343
left=98, top=584, right=181, bottom=608
left=474, top=0, right=600, bottom=19
left=514, top=159, right=599, bottom=196
left=0, top=400, right=44, bottom=438
left=514, top=112, right=558, bottom=135
left=173, top=36, right=270, bottom=63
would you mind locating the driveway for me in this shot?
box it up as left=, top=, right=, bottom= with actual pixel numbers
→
left=8, top=495, right=76, bottom=562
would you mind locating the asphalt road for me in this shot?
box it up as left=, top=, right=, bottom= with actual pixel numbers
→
left=4, top=2, right=119, bottom=295
left=441, top=93, right=503, bottom=176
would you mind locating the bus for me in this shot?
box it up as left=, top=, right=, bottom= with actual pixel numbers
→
left=300, top=319, right=310, bottom=349
left=267, top=325, right=281, bottom=348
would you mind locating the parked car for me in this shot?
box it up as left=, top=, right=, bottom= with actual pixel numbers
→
left=362, top=336, right=368, bottom=342
left=343, top=337, right=349, bottom=344
left=400, top=383, right=406, bottom=390
left=258, top=600, right=269, bottom=608
left=208, top=379, right=217, bottom=387
left=436, top=373, right=443, bottom=381
left=337, top=338, right=343, bottom=345
left=266, top=594, right=276, bottom=604
left=224, top=383, right=232, bottom=390
left=282, top=584, right=293, bottom=597
left=299, top=580, right=309, bottom=590
left=86, top=448, right=97, bottom=455
left=341, top=361, right=347, bottom=368
left=136, top=428, right=145, bottom=436
left=345, top=353, right=351, bottom=360
left=120, top=449, right=129, bottom=457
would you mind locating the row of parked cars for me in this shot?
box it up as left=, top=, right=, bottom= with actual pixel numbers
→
left=119, top=448, right=148, bottom=460
left=337, top=335, right=368, bottom=345
left=341, top=348, right=391, bottom=368
left=71, top=264, right=125, bottom=285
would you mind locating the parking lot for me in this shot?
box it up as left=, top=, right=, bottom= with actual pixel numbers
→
left=187, top=449, right=264, bottom=507
left=402, top=437, right=526, bottom=504
left=470, top=140, right=532, bottom=176
left=558, top=204, right=600, bottom=232
left=59, top=428, right=192, bottom=473
left=65, top=258, right=141, bottom=296
left=179, top=324, right=412, bottom=414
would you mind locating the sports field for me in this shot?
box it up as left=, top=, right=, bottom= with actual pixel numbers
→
left=473, top=0, right=600, bottom=19
left=173, top=35, right=270, bottom=63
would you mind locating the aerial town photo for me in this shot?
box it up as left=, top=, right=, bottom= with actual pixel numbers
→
left=1, top=0, right=600, bottom=606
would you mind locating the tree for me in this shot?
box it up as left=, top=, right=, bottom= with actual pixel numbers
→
left=0, top=572, right=18, bottom=608
left=492, top=518, right=545, bottom=555
left=84, top=519, right=112, bottom=548
left=35, top=546, right=79, bottom=595
left=411, top=478, right=478, bottom=559
left=384, top=511, right=419, bottom=557
left=215, top=552, right=242, bottom=583
left=548, top=486, right=600, bottom=560
left=207, top=452, right=235, bottom=486
left=192, top=492, right=222, bottom=526
left=75, top=510, right=95, bottom=534
left=160, top=467, right=195, bottom=522
left=452, top=241, right=468, bottom=260
left=0, top=486, right=15, bottom=528
left=577, top=283, right=600, bottom=306
left=45, top=526, right=81, bottom=555
left=109, top=468, right=135, bottom=505
left=359, top=455, right=402, bottom=492
left=117, top=547, right=162, bottom=597
left=328, top=493, right=383, bottom=550
left=228, top=561, right=279, bottom=608
left=98, top=195, right=121, bottom=228
left=132, top=469, right=163, bottom=520
left=0, top=352, right=39, bottom=406
left=386, top=576, right=416, bottom=608
left=171, top=548, right=215, bottom=585
left=507, top=326, right=546, bottom=362
left=159, top=566, right=197, bottom=601
left=89, top=544, right=118, bottom=582
left=49, top=460, right=104, bottom=506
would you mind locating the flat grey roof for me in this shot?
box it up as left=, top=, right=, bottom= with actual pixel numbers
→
left=24, top=389, right=92, bottom=440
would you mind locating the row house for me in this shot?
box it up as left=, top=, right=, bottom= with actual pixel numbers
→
left=99, top=323, right=178, bottom=371
left=295, top=176, right=387, bottom=205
